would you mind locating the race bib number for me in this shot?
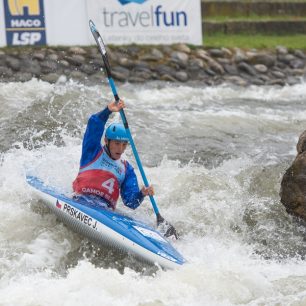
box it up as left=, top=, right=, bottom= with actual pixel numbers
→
left=101, top=178, right=115, bottom=194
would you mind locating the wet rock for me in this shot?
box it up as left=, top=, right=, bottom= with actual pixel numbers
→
left=266, top=79, right=286, bottom=86
left=223, top=64, right=239, bottom=75
left=128, top=76, right=146, bottom=83
left=205, top=68, right=216, bottom=76
left=6, top=57, right=20, bottom=71
left=80, top=64, right=96, bottom=75
left=175, top=71, right=188, bottom=82
left=276, top=45, right=288, bottom=55
left=237, top=62, right=257, bottom=76
left=251, top=78, right=265, bottom=86
left=258, top=74, right=270, bottom=82
left=89, top=73, right=104, bottom=83
left=111, top=66, right=130, bottom=81
left=286, top=76, right=300, bottom=86
left=248, top=53, right=276, bottom=68
left=133, top=61, right=151, bottom=72
left=293, top=49, right=306, bottom=59
left=208, top=48, right=224, bottom=58
left=204, top=56, right=225, bottom=75
left=0, top=66, right=13, bottom=78
left=139, top=48, right=164, bottom=61
left=66, top=55, right=86, bottom=66
left=254, top=64, right=268, bottom=73
left=125, top=45, right=140, bottom=57
left=224, top=75, right=248, bottom=86
left=133, top=70, right=152, bottom=80
left=291, top=69, right=305, bottom=76
left=278, top=54, right=296, bottom=65
left=271, top=70, right=286, bottom=79
left=174, top=43, right=191, bottom=54
left=59, top=60, right=70, bottom=68
left=275, top=61, right=287, bottom=70
left=233, top=48, right=247, bottom=63
left=160, top=74, right=177, bottom=82
left=196, top=70, right=209, bottom=80
left=280, top=130, right=306, bottom=222
left=188, top=58, right=206, bottom=70
left=152, top=48, right=164, bottom=59
left=155, top=64, right=176, bottom=76
left=90, top=58, right=104, bottom=71
left=239, top=72, right=254, bottom=83
left=194, top=49, right=209, bottom=59
left=47, top=48, right=56, bottom=55
left=290, top=59, right=305, bottom=69
left=40, top=60, right=58, bottom=74
left=221, top=47, right=233, bottom=58
left=20, top=59, right=41, bottom=75
left=160, top=45, right=173, bottom=56
left=118, top=57, right=135, bottom=68
left=15, top=72, right=32, bottom=82
left=0, top=45, right=304, bottom=85
left=169, top=60, right=181, bottom=70
left=69, top=70, right=86, bottom=80
left=69, top=47, right=87, bottom=55
left=170, top=51, right=189, bottom=67
left=47, top=53, right=59, bottom=61
left=32, top=52, right=45, bottom=61
left=216, top=58, right=232, bottom=66
left=41, top=73, right=61, bottom=83
left=297, top=131, right=306, bottom=153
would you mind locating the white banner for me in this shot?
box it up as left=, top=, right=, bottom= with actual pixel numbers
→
left=0, top=1, right=5, bottom=47
left=87, top=0, right=202, bottom=45
left=44, top=0, right=89, bottom=46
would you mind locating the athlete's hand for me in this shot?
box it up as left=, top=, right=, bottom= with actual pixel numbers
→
left=108, top=100, right=125, bottom=112
left=141, top=185, right=155, bottom=197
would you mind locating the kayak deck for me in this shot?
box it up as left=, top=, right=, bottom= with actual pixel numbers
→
left=26, top=175, right=185, bottom=269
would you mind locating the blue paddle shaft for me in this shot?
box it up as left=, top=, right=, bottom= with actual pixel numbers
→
left=108, top=78, right=160, bottom=216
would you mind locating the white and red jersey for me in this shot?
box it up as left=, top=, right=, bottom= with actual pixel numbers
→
left=73, top=148, right=127, bottom=209
left=73, top=109, right=144, bottom=210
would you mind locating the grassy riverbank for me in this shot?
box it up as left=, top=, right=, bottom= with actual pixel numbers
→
left=205, top=15, right=306, bottom=22
left=203, top=34, right=306, bottom=49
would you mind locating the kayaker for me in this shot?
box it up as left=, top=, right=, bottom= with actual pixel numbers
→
left=73, top=100, right=154, bottom=210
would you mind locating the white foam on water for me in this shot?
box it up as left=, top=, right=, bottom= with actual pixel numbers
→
left=0, top=79, right=54, bottom=122
left=0, top=80, right=306, bottom=305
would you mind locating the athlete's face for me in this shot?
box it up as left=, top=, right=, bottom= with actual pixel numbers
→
left=107, top=140, right=128, bottom=160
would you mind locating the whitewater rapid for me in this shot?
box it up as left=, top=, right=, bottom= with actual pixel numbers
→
left=0, top=78, right=306, bottom=305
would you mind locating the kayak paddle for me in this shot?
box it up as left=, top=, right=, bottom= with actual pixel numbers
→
left=89, top=19, right=178, bottom=240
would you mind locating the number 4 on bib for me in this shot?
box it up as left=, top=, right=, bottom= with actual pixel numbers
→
left=101, top=178, right=115, bottom=194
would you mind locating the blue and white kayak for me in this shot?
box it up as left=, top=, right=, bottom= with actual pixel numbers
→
left=26, top=175, right=185, bottom=269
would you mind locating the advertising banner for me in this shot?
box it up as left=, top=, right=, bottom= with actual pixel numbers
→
left=0, top=1, right=5, bottom=47
left=3, top=0, right=46, bottom=46
left=87, top=0, right=202, bottom=45
left=43, top=0, right=89, bottom=46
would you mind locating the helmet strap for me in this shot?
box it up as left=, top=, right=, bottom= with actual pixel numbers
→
left=104, top=138, right=111, bottom=157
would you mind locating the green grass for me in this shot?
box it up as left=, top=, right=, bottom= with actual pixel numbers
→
left=203, top=34, right=306, bottom=49
left=205, top=15, right=306, bottom=22
left=202, top=0, right=306, bottom=2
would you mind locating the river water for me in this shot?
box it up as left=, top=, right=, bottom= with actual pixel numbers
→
left=0, top=78, right=306, bottom=305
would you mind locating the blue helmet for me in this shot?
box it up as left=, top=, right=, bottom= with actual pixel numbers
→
left=105, top=123, right=129, bottom=142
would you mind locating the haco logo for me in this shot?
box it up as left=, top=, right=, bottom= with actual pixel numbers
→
left=118, top=0, right=148, bottom=5
left=4, top=0, right=47, bottom=46
left=7, top=0, right=40, bottom=15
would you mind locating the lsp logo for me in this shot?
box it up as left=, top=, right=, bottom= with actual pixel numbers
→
left=4, top=0, right=47, bottom=46
left=8, top=0, right=40, bottom=16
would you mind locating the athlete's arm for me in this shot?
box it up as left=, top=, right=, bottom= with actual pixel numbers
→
left=120, top=162, right=145, bottom=209
left=79, top=107, right=111, bottom=167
